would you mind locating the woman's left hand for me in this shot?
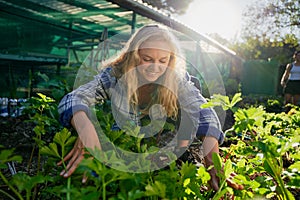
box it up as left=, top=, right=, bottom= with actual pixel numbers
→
left=208, top=168, right=244, bottom=191
left=203, top=137, right=244, bottom=191
left=226, top=172, right=244, bottom=190
left=208, top=167, right=220, bottom=191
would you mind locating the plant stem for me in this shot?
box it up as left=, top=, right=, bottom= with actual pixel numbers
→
left=266, top=157, right=294, bottom=200
left=212, top=179, right=227, bottom=200
left=27, top=144, right=35, bottom=171
left=0, top=189, right=17, bottom=200
left=102, top=181, right=106, bottom=200
left=67, top=177, right=71, bottom=200
left=0, top=171, right=24, bottom=200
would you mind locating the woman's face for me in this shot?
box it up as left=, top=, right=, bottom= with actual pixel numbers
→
left=137, top=40, right=172, bottom=82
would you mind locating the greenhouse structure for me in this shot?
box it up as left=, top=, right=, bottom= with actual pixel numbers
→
left=0, top=0, right=241, bottom=102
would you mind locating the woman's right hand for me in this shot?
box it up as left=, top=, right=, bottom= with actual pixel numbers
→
left=57, top=137, right=88, bottom=183
left=57, top=111, right=101, bottom=182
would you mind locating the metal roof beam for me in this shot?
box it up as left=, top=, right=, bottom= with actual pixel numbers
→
left=0, top=53, right=67, bottom=64
left=55, top=0, right=138, bottom=33
left=108, top=0, right=237, bottom=57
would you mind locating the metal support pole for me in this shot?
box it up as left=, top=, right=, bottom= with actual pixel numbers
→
left=131, top=12, right=136, bottom=34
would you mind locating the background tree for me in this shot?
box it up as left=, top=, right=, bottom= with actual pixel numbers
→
left=225, top=0, right=299, bottom=63
left=242, top=0, right=299, bottom=40
left=230, top=34, right=299, bottom=64
left=141, top=0, right=193, bottom=15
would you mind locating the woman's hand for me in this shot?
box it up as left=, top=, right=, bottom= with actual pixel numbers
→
left=203, top=137, right=243, bottom=191
left=57, top=137, right=88, bottom=183
left=208, top=167, right=220, bottom=191
left=208, top=163, right=244, bottom=191
left=226, top=172, right=244, bottom=190
left=57, top=111, right=101, bottom=183
left=203, top=137, right=220, bottom=190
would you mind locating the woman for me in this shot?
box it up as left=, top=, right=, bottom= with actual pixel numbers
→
left=57, top=24, right=225, bottom=191
left=281, top=50, right=300, bottom=107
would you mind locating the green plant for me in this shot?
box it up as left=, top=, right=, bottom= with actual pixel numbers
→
left=36, top=72, right=72, bottom=101
left=204, top=93, right=300, bottom=199
left=1, top=93, right=299, bottom=199
left=22, top=93, right=60, bottom=198
left=0, top=146, right=23, bottom=200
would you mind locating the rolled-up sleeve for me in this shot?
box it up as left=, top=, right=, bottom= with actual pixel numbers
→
left=178, top=75, right=224, bottom=145
left=197, top=107, right=224, bottom=144
left=58, top=68, right=113, bottom=127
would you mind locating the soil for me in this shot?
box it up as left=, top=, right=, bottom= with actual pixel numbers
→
left=0, top=115, right=40, bottom=175
left=0, top=114, right=58, bottom=183
left=0, top=115, right=35, bottom=155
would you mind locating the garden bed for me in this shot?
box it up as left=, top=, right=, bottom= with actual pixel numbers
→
left=0, top=93, right=300, bottom=200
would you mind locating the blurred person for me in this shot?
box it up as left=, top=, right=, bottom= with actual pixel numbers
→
left=281, top=50, right=300, bottom=109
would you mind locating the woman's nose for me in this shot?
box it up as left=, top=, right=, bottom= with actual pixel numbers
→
left=149, top=62, right=160, bottom=70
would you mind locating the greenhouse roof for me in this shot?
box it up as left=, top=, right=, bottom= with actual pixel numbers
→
left=0, top=0, right=237, bottom=65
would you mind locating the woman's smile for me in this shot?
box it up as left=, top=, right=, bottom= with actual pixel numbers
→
left=137, top=40, right=171, bottom=82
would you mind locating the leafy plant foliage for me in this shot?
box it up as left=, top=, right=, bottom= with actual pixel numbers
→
left=0, top=93, right=299, bottom=199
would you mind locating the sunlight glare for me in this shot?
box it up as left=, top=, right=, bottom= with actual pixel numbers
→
left=178, top=0, right=243, bottom=40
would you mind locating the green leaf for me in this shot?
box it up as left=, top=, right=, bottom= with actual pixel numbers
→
left=12, top=173, right=49, bottom=193
left=200, top=93, right=242, bottom=111
left=36, top=93, right=55, bottom=103
left=183, top=178, right=190, bottom=187
left=53, top=128, right=72, bottom=146
left=0, top=149, right=22, bottom=164
left=37, top=72, right=49, bottom=82
left=212, top=153, right=222, bottom=172
left=263, top=159, right=275, bottom=177
left=288, top=161, right=300, bottom=172
left=223, top=159, right=233, bottom=179
left=180, top=162, right=197, bottom=179
left=196, top=166, right=210, bottom=183
left=40, top=143, right=60, bottom=158
left=212, top=187, right=233, bottom=200
left=236, top=158, right=246, bottom=169
left=230, top=93, right=242, bottom=107
left=145, top=181, right=166, bottom=198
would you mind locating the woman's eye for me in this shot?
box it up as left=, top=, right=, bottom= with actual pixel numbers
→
left=143, top=57, right=152, bottom=62
left=159, top=59, right=168, bottom=64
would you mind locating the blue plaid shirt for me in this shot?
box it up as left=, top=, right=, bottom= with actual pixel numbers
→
left=58, top=67, right=224, bottom=144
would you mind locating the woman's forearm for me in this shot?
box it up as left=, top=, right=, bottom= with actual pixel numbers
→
left=281, top=72, right=288, bottom=83
left=71, top=111, right=101, bottom=150
left=202, top=136, right=219, bottom=167
left=281, top=64, right=292, bottom=84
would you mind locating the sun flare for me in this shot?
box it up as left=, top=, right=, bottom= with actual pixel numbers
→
left=177, top=0, right=243, bottom=40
